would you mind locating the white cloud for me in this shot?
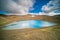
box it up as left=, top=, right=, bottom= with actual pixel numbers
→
left=41, top=0, right=60, bottom=16
left=1, top=0, right=60, bottom=16
left=0, top=0, right=35, bottom=15
left=46, top=11, right=60, bottom=16
left=38, top=12, right=60, bottom=16
left=42, top=0, right=60, bottom=13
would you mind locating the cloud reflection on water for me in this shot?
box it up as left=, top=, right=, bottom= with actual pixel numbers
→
left=2, top=20, right=57, bottom=30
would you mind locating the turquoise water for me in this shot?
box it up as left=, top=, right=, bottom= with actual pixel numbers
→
left=2, top=20, right=57, bottom=30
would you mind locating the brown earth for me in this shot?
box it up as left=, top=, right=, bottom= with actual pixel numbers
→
left=0, top=14, right=60, bottom=26
left=1, top=25, right=60, bottom=40
left=0, top=14, right=60, bottom=40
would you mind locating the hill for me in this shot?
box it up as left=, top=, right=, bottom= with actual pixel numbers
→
left=0, top=14, right=60, bottom=26
left=0, top=14, right=60, bottom=40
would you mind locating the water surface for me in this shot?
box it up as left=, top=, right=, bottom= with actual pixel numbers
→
left=2, top=20, right=57, bottom=30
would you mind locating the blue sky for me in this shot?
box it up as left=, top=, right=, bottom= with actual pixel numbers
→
left=0, top=0, right=60, bottom=15
left=29, top=0, right=50, bottom=13
left=0, top=11, right=7, bottom=14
